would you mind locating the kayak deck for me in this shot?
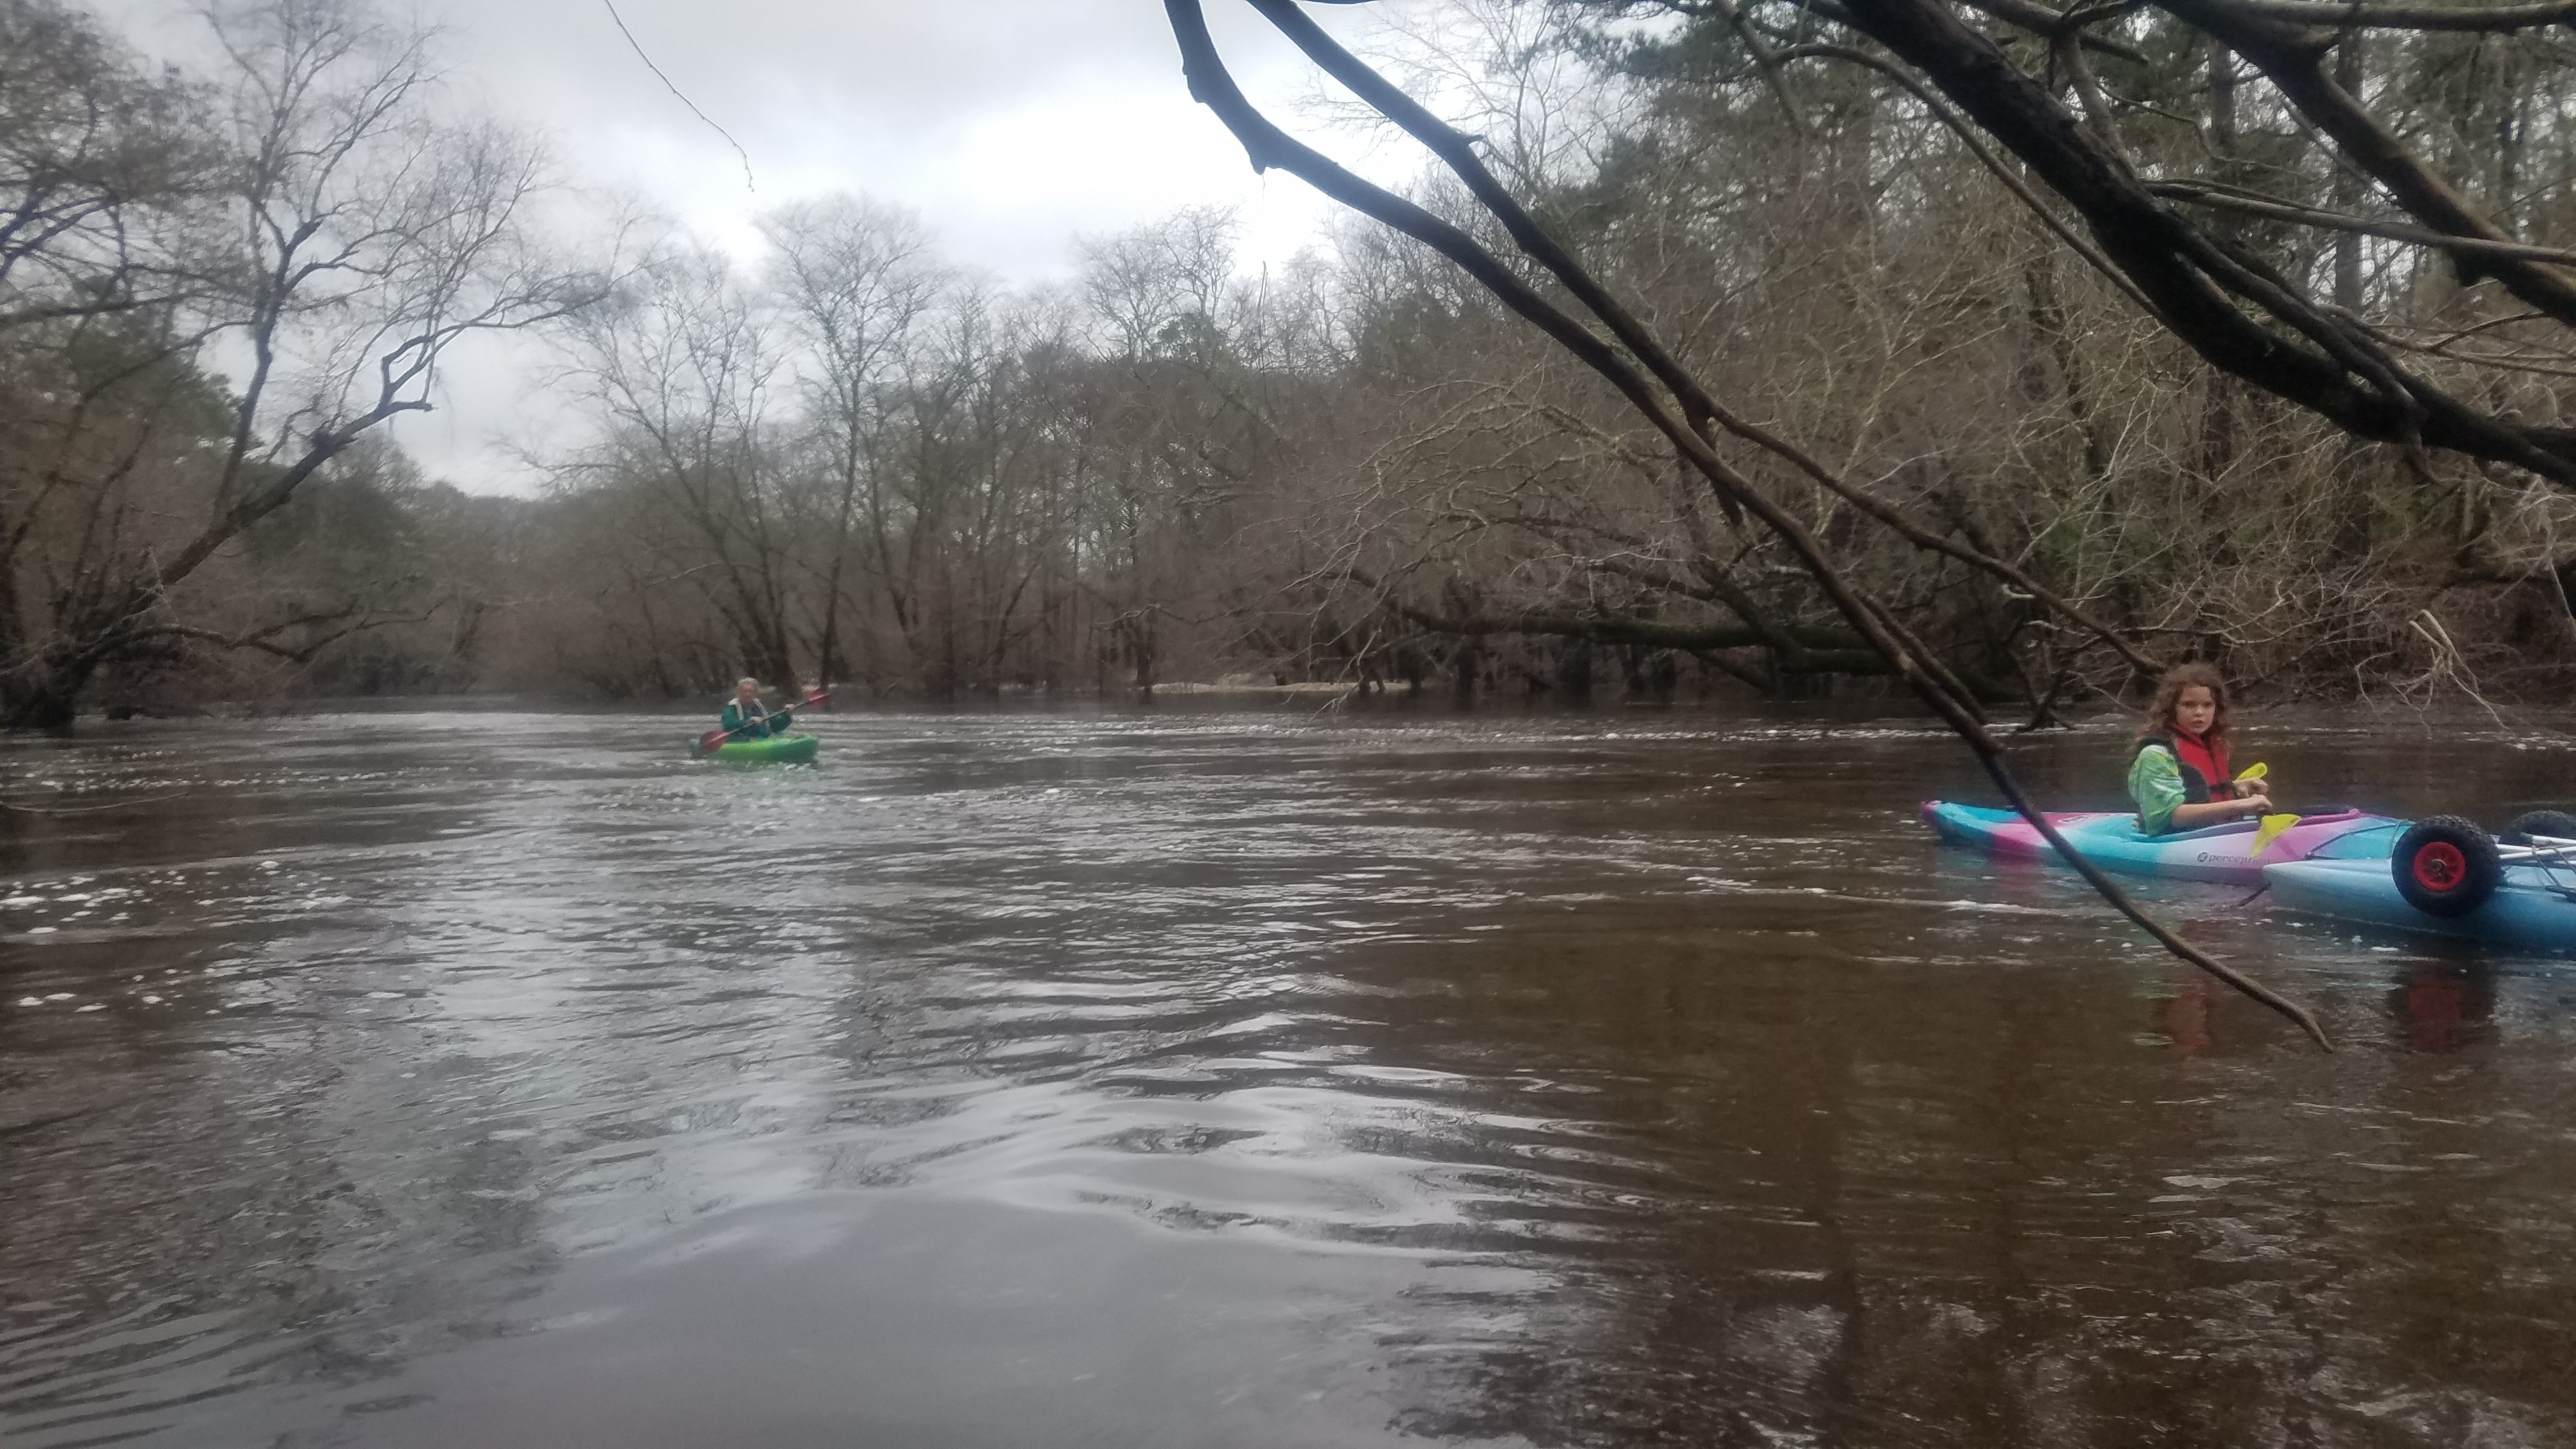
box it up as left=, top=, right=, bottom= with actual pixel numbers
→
left=693, top=732, right=818, bottom=765
left=1922, top=801, right=2394, bottom=886
left=2266, top=822, right=2576, bottom=952
left=2267, top=857, right=2576, bottom=953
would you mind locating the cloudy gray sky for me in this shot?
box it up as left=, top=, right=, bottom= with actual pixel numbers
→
left=95, top=0, right=1425, bottom=491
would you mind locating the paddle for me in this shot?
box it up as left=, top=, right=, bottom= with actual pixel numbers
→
left=698, top=688, right=829, bottom=753
left=2250, top=813, right=2300, bottom=855
left=2227, top=765, right=2301, bottom=857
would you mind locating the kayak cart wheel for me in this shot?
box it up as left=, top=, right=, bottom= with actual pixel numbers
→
left=2504, top=809, right=2576, bottom=845
left=2391, top=816, right=2501, bottom=917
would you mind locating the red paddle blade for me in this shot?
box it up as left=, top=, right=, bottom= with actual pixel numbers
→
left=698, top=728, right=729, bottom=752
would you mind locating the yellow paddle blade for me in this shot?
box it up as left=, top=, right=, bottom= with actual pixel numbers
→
left=2235, top=762, right=2267, bottom=783
left=2250, top=813, right=2299, bottom=856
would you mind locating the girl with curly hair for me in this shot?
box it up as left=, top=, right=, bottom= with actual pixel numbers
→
left=2129, top=662, right=2276, bottom=834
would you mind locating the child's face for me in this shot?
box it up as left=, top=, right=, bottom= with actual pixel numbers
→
left=2175, top=684, right=2218, bottom=737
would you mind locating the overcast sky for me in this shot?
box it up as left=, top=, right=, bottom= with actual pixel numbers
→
left=93, top=0, right=1429, bottom=492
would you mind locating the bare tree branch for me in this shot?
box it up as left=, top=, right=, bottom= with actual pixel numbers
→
left=1170, top=0, right=2335, bottom=1048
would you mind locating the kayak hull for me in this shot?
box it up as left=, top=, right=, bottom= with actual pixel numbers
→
left=1921, top=801, right=2398, bottom=887
left=693, top=732, right=818, bottom=765
left=2266, top=857, right=2576, bottom=953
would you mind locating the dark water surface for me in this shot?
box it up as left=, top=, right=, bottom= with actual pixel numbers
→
left=4, top=707, right=2573, bottom=1448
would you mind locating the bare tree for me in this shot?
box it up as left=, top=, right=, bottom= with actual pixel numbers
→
left=0, top=0, right=222, bottom=331
left=1573, top=0, right=2576, bottom=481
left=0, top=0, right=597, bottom=727
left=553, top=238, right=801, bottom=690
left=761, top=195, right=943, bottom=689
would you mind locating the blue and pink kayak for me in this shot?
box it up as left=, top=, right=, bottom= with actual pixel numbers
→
left=1921, top=801, right=2400, bottom=887
left=1929, top=802, right=2576, bottom=951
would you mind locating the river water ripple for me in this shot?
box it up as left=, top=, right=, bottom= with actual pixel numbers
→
left=3, top=707, right=2573, bottom=1447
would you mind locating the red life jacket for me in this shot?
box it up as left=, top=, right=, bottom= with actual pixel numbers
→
left=2138, top=730, right=2232, bottom=803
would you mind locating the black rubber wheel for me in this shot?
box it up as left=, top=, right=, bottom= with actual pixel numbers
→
left=2392, top=815, right=2502, bottom=917
left=2504, top=809, right=2576, bottom=845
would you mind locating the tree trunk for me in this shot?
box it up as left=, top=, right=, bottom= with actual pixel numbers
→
left=1, top=661, right=87, bottom=730
left=2332, top=38, right=2365, bottom=312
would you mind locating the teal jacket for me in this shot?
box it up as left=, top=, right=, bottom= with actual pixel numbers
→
left=717, top=700, right=783, bottom=740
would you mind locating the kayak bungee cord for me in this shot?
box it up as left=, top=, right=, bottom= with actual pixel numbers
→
left=1169, top=0, right=2334, bottom=1049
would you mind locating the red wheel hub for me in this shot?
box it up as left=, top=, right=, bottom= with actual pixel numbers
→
left=2412, top=841, right=2467, bottom=893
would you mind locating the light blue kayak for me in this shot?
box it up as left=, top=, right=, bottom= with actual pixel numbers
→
left=2266, top=822, right=2576, bottom=953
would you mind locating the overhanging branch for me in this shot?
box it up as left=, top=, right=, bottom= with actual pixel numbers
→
left=1170, top=0, right=2334, bottom=1048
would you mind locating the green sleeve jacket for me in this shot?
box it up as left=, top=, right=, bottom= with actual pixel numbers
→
left=2128, top=744, right=2186, bottom=836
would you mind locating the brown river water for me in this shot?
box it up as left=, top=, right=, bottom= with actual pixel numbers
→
left=2, top=705, right=2573, bottom=1448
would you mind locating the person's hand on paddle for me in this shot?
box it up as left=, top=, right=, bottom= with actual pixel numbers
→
left=2236, top=790, right=2273, bottom=816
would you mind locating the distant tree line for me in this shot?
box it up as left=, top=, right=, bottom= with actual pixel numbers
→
left=4, top=0, right=2571, bottom=723
left=518, top=199, right=1356, bottom=703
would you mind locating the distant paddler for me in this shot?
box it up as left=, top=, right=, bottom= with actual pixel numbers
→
left=703, top=678, right=828, bottom=754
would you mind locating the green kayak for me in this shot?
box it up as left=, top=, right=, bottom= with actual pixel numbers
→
left=693, top=732, right=818, bottom=765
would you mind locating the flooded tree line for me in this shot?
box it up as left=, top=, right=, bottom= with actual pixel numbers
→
left=3, top=0, right=2572, bottom=724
